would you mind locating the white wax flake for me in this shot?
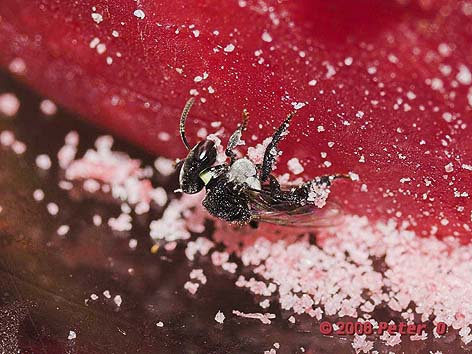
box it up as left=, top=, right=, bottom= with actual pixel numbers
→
left=192, top=30, right=200, bottom=38
left=308, top=79, right=317, bottom=87
left=367, top=66, right=377, bottom=75
left=89, top=37, right=100, bottom=48
left=261, top=31, right=273, bottom=43
left=356, top=111, right=364, bottom=119
left=189, top=89, right=199, bottom=96
left=106, top=57, right=113, bottom=65
left=224, top=44, right=235, bottom=53
left=399, top=177, right=411, bottom=184
left=9, top=58, right=26, bottom=75
left=93, top=214, right=102, bottom=226
left=108, top=213, right=132, bottom=232
left=232, top=310, right=275, bottom=325
left=324, top=62, right=336, bottom=78
left=40, top=99, right=57, bottom=116
left=90, top=293, right=99, bottom=300
left=194, top=75, right=203, bottom=83
left=112, top=30, right=119, bottom=37
left=96, top=43, right=107, bottom=55
left=208, top=86, right=215, bottom=94
left=430, top=78, right=443, bottom=91
left=468, top=87, right=472, bottom=107
left=344, top=57, right=353, bottom=66
left=103, top=290, right=111, bottom=299
left=287, top=158, right=304, bottom=175
left=214, top=311, right=225, bottom=324
left=128, top=238, right=138, bottom=250
left=0, top=93, right=20, bottom=117
left=113, top=295, right=122, bottom=307
left=291, top=102, right=306, bottom=110
left=462, top=164, right=472, bottom=171
left=35, top=154, right=52, bottom=170
left=457, top=64, right=472, bottom=85
left=133, top=9, right=146, bottom=19
left=317, top=125, right=325, bottom=132
left=33, top=189, right=45, bottom=202
left=327, top=141, right=335, bottom=148
left=47, top=202, right=59, bottom=216
left=67, top=331, right=77, bottom=340
left=91, top=13, right=103, bottom=24
left=348, top=172, right=360, bottom=181
left=444, top=162, right=454, bottom=173
left=57, top=225, right=70, bottom=236
left=156, top=321, right=164, bottom=327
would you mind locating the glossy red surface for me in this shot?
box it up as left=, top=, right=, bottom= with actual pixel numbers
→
left=0, top=2, right=470, bottom=232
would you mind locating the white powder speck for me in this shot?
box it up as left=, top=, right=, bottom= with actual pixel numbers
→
left=91, top=13, right=103, bottom=24
left=291, top=102, right=306, bottom=110
left=287, top=158, right=304, bottom=175
left=67, top=331, right=76, bottom=340
left=192, top=30, right=200, bottom=38
left=156, top=321, right=164, bottom=327
left=96, top=43, right=107, bottom=55
left=47, top=203, right=59, bottom=216
left=113, top=295, right=122, bottom=307
left=89, top=37, right=100, bottom=49
left=445, top=163, right=454, bottom=173
left=133, top=9, right=145, bottom=19
left=0, top=93, right=20, bottom=117
left=344, top=57, right=353, bottom=66
left=40, top=99, right=57, bottom=116
left=457, top=64, right=472, bottom=85
left=33, top=189, right=45, bottom=202
left=224, top=44, right=235, bottom=53
left=8, top=58, right=26, bottom=75
left=36, top=154, right=52, bottom=170
left=93, top=214, right=102, bottom=226
left=308, top=79, right=317, bottom=86
left=261, top=31, right=273, bottom=43
left=215, top=311, right=225, bottom=323
left=57, top=225, right=70, bottom=236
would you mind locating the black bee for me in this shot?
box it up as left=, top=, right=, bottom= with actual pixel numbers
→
left=177, top=98, right=351, bottom=227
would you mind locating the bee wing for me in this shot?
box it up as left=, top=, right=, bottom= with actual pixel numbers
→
left=245, top=188, right=344, bottom=228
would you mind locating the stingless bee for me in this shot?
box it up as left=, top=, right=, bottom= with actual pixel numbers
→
left=177, top=98, right=352, bottom=228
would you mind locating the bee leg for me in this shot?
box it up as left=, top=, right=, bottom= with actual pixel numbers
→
left=226, top=109, right=249, bottom=164
left=260, top=111, right=297, bottom=182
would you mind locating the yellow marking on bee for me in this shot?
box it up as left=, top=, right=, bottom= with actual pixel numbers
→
left=199, top=169, right=214, bottom=185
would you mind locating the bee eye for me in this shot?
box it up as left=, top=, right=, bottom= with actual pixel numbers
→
left=195, top=140, right=216, bottom=163
left=198, top=150, right=207, bottom=161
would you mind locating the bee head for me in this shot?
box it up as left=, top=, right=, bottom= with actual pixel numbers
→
left=179, top=139, right=217, bottom=193
left=178, top=98, right=218, bottom=193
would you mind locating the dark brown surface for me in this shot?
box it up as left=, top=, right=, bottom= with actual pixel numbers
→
left=0, top=71, right=469, bottom=354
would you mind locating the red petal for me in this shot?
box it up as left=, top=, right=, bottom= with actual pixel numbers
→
left=0, top=0, right=470, bottom=237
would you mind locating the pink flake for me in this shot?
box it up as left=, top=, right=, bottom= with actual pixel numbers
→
left=214, top=311, right=225, bottom=324
left=211, top=251, right=230, bottom=266
left=232, top=310, right=275, bottom=325
left=351, top=334, right=374, bottom=353
left=184, top=281, right=200, bottom=295
left=0, top=93, right=20, bottom=117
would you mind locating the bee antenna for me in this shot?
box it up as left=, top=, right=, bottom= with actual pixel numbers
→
left=241, top=109, right=249, bottom=131
left=180, top=97, right=195, bottom=150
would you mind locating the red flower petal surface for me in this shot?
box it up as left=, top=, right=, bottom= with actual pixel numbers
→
left=0, top=0, right=471, bottom=237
